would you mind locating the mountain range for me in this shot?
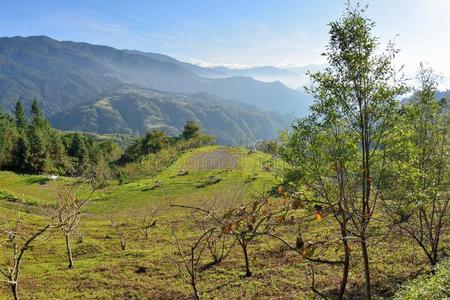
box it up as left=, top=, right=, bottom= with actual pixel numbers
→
left=0, top=35, right=313, bottom=144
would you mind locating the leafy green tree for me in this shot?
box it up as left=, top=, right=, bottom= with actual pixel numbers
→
left=182, top=120, right=200, bottom=140
left=142, top=130, right=168, bottom=154
left=284, top=117, right=355, bottom=299
left=382, top=65, right=449, bottom=270
left=295, top=3, right=407, bottom=298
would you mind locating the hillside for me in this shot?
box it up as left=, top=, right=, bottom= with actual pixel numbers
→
left=0, top=146, right=445, bottom=299
left=50, top=85, right=293, bottom=145
left=0, top=36, right=312, bottom=117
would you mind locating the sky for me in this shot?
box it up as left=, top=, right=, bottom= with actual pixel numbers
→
left=1, top=0, right=449, bottom=86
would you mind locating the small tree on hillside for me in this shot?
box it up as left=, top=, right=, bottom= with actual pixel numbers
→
left=140, top=207, right=157, bottom=240
left=173, top=189, right=287, bottom=277
left=173, top=227, right=214, bottom=300
left=142, top=130, right=168, bottom=154
left=56, top=181, right=94, bottom=268
left=382, top=65, right=449, bottom=270
left=182, top=120, right=200, bottom=140
left=0, top=206, right=64, bottom=300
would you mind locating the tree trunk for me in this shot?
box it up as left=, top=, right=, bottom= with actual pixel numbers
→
left=361, top=234, right=371, bottom=300
left=11, top=282, right=18, bottom=300
left=241, top=242, right=252, bottom=277
left=120, top=237, right=126, bottom=251
left=338, top=238, right=350, bottom=300
left=65, top=234, right=74, bottom=269
left=192, top=275, right=199, bottom=300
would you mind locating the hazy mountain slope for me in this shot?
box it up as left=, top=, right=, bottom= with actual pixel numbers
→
left=50, top=86, right=293, bottom=145
left=0, top=36, right=311, bottom=116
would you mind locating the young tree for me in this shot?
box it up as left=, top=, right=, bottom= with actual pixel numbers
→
left=173, top=227, right=214, bottom=300
left=303, top=3, right=407, bottom=298
left=110, top=211, right=130, bottom=251
left=56, top=181, right=94, bottom=268
left=0, top=208, right=63, bottom=299
left=383, top=65, right=449, bottom=270
left=140, top=207, right=157, bottom=240
left=173, top=190, right=287, bottom=277
left=283, top=119, right=356, bottom=299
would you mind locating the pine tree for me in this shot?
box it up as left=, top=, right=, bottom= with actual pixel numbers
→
left=27, top=100, right=49, bottom=174
left=15, top=101, right=27, bottom=130
left=28, top=126, right=48, bottom=173
left=14, top=135, right=30, bottom=172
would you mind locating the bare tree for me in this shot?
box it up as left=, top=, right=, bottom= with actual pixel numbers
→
left=173, top=228, right=213, bottom=300
left=173, top=189, right=287, bottom=277
left=111, top=213, right=129, bottom=251
left=140, top=207, right=157, bottom=240
left=0, top=207, right=63, bottom=299
left=56, top=181, right=94, bottom=268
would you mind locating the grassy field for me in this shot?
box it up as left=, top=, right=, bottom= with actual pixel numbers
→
left=0, top=146, right=448, bottom=299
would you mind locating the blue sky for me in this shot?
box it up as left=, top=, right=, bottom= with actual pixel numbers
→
left=1, top=0, right=450, bottom=82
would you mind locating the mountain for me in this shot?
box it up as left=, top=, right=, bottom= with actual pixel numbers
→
left=50, top=85, right=293, bottom=145
left=0, top=36, right=311, bottom=117
left=124, top=49, right=322, bottom=89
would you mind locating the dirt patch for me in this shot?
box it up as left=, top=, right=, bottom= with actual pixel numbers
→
left=184, top=149, right=241, bottom=171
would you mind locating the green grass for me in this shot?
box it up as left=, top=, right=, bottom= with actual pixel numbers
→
left=0, top=146, right=447, bottom=299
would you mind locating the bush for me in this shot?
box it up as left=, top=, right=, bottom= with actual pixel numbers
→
left=394, top=260, right=450, bottom=300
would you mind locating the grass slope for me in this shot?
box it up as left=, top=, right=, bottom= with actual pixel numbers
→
left=0, top=146, right=447, bottom=299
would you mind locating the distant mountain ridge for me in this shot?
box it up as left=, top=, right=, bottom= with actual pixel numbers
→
left=0, top=35, right=310, bottom=144
left=50, top=85, right=293, bottom=145
left=0, top=35, right=312, bottom=116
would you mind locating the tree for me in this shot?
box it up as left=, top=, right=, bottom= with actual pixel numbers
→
left=14, top=135, right=30, bottom=173
left=383, top=65, right=449, bottom=270
left=302, top=3, right=407, bottom=298
left=0, top=207, right=63, bottom=300
left=56, top=181, right=94, bottom=268
left=283, top=119, right=355, bottom=299
left=173, top=190, right=287, bottom=277
left=67, top=133, right=90, bottom=173
left=14, top=101, right=27, bottom=130
left=0, top=111, right=18, bottom=169
left=30, top=99, right=46, bottom=128
left=182, top=120, right=200, bottom=140
left=173, top=227, right=214, bottom=300
left=140, top=207, right=157, bottom=240
left=142, top=130, right=168, bottom=154
left=27, top=125, right=49, bottom=174
left=110, top=209, right=130, bottom=251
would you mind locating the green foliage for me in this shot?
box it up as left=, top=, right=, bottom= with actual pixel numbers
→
left=182, top=120, right=200, bottom=140
left=394, top=260, right=450, bottom=300
left=142, top=130, right=169, bottom=154
left=15, top=101, right=27, bottom=130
